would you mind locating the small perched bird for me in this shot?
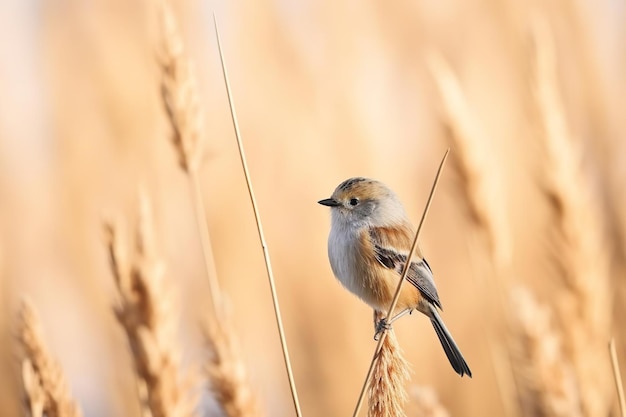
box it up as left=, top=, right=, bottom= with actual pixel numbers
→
left=318, top=177, right=471, bottom=377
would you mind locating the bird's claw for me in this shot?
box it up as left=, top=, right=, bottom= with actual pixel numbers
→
left=374, top=318, right=391, bottom=341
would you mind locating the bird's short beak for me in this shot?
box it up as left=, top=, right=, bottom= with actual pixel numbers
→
left=318, top=198, right=341, bottom=207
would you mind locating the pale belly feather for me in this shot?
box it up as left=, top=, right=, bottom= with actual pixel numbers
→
left=327, top=225, right=396, bottom=311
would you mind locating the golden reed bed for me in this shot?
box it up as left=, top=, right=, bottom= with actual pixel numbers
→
left=2, top=0, right=625, bottom=416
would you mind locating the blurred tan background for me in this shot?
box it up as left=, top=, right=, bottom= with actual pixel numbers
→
left=1, top=0, right=625, bottom=416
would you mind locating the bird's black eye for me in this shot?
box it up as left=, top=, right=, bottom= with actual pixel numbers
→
left=349, top=198, right=359, bottom=206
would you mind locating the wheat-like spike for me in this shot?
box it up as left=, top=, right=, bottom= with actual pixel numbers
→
left=509, top=286, right=582, bottom=417
left=204, top=316, right=263, bottom=417
left=427, top=52, right=511, bottom=268
left=17, top=300, right=82, bottom=417
left=427, top=52, right=517, bottom=417
left=22, top=359, right=46, bottom=417
left=156, top=0, right=202, bottom=173
left=410, top=386, right=450, bottom=417
left=367, top=328, right=410, bottom=417
left=156, top=0, right=222, bottom=317
left=531, top=16, right=612, bottom=417
left=105, top=194, right=196, bottom=417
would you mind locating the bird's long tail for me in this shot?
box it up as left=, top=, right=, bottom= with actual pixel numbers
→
left=428, top=305, right=472, bottom=377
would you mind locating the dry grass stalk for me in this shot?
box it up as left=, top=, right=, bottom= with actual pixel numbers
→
left=156, top=0, right=222, bottom=316
left=427, top=52, right=511, bottom=267
left=214, top=16, right=303, bottom=417
left=509, top=286, right=581, bottom=417
left=352, top=151, right=448, bottom=417
left=531, top=17, right=612, bottom=417
left=105, top=195, right=196, bottom=417
left=204, top=316, right=262, bottom=417
left=16, top=300, right=82, bottom=417
left=609, top=338, right=626, bottom=417
left=367, top=329, right=410, bottom=417
left=156, top=9, right=258, bottom=415
left=410, top=386, right=450, bottom=417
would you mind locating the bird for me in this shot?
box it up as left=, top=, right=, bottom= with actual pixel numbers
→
left=318, top=177, right=472, bottom=377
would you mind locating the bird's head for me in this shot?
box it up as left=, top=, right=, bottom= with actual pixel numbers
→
left=318, top=177, right=408, bottom=228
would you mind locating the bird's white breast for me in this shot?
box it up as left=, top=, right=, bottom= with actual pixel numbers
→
left=327, top=217, right=365, bottom=298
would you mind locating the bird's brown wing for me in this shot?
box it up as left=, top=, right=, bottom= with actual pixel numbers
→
left=369, top=227, right=442, bottom=309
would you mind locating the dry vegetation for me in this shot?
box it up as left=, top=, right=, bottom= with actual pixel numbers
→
left=367, top=330, right=410, bottom=417
left=105, top=196, right=196, bottom=417
left=508, top=286, right=581, bottom=417
left=16, top=301, right=82, bottom=417
left=1, top=0, right=625, bottom=417
left=204, top=316, right=262, bottom=417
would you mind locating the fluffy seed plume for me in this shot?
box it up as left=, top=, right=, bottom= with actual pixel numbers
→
left=509, top=286, right=582, bottom=417
left=204, top=316, right=262, bottom=417
left=16, top=300, right=82, bottom=417
left=367, top=329, right=410, bottom=417
left=156, top=0, right=203, bottom=172
left=105, top=194, right=196, bottom=417
left=531, top=16, right=612, bottom=417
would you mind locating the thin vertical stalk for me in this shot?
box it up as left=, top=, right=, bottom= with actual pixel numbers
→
left=610, top=338, right=626, bottom=417
left=213, top=15, right=303, bottom=417
left=352, top=149, right=449, bottom=417
left=189, top=169, right=222, bottom=314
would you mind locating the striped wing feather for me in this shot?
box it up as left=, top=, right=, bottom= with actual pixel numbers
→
left=369, top=227, right=442, bottom=309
